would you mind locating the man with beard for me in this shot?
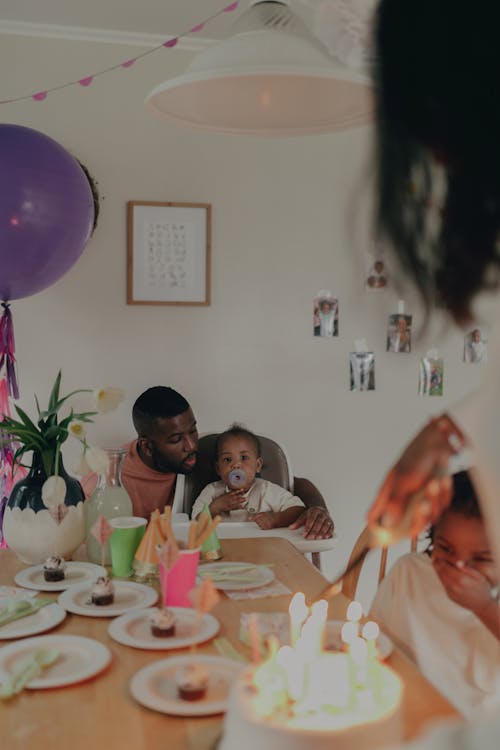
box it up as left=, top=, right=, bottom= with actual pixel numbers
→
left=116, top=386, right=334, bottom=539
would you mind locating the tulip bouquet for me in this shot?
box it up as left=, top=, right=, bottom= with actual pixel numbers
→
left=0, top=371, right=124, bottom=509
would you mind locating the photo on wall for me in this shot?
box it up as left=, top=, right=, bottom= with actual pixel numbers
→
left=419, top=356, right=444, bottom=396
left=313, top=292, right=339, bottom=337
left=350, top=352, right=375, bottom=391
left=387, top=313, right=412, bottom=353
left=464, top=328, right=488, bottom=363
left=365, top=258, right=388, bottom=290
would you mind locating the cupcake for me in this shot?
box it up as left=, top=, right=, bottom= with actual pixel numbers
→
left=90, top=575, right=115, bottom=606
left=150, top=607, right=176, bottom=638
left=176, top=662, right=209, bottom=701
left=43, top=555, right=66, bottom=582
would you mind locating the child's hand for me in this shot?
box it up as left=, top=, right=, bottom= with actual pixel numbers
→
left=210, top=490, right=246, bottom=516
left=253, top=512, right=277, bottom=530
left=433, top=558, right=494, bottom=614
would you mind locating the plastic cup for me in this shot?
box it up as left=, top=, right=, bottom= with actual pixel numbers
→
left=159, top=548, right=200, bottom=608
left=109, top=516, right=147, bottom=577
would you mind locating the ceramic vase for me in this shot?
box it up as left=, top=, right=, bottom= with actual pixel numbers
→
left=3, top=452, right=85, bottom=564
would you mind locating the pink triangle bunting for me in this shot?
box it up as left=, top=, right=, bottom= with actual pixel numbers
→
left=121, top=59, right=136, bottom=68
left=32, top=91, right=47, bottom=101
left=189, top=578, right=221, bottom=615
left=163, top=37, right=179, bottom=48
left=190, top=23, right=206, bottom=33
left=78, top=77, right=94, bottom=87
left=91, top=515, right=113, bottom=546
left=224, top=2, right=239, bottom=12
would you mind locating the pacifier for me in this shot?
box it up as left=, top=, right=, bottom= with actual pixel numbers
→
left=228, top=469, right=247, bottom=488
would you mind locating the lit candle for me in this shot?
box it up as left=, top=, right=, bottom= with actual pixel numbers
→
left=248, top=613, right=262, bottom=664
left=289, top=592, right=309, bottom=647
left=362, top=620, right=382, bottom=702
left=346, top=600, right=363, bottom=637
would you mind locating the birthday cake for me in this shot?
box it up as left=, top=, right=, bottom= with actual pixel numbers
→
left=219, top=654, right=402, bottom=750
left=219, top=596, right=403, bottom=750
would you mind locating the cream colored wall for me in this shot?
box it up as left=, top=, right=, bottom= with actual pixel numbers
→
left=1, top=34, right=485, bottom=603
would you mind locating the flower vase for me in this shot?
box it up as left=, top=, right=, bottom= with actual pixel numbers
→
left=3, top=452, right=85, bottom=564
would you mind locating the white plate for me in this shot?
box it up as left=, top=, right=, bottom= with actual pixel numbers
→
left=0, top=634, right=111, bottom=689
left=325, top=620, right=394, bottom=660
left=58, top=580, right=157, bottom=617
left=130, top=654, right=243, bottom=716
left=0, top=603, right=67, bottom=640
left=15, top=562, right=107, bottom=592
left=198, top=562, right=275, bottom=591
left=108, top=607, right=220, bottom=650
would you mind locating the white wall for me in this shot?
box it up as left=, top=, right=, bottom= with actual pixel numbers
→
left=1, top=34, right=486, bottom=607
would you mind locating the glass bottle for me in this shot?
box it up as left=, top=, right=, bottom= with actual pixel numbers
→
left=85, top=448, right=132, bottom=565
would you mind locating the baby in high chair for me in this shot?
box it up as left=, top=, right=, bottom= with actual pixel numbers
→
left=190, top=424, right=304, bottom=529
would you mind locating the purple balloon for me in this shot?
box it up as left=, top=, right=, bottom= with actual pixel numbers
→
left=0, top=125, right=95, bottom=301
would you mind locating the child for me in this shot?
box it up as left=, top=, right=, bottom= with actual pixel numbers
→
left=370, top=471, right=500, bottom=718
left=190, top=425, right=304, bottom=530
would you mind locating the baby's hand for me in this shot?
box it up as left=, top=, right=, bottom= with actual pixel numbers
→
left=210, top=490, right=246, bottom=516
left=433, top=558, right=493, bottom=613
left=253, top=512, right=277, bottom=530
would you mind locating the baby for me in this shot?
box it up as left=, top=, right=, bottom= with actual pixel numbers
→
left=191, top=425, right=304, bottom=530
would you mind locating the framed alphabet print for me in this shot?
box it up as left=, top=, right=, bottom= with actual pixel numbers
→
left=127, top=201, right=211, bottom=305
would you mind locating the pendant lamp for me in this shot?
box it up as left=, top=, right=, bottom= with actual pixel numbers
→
left=145, top=0, right=373, bottom=136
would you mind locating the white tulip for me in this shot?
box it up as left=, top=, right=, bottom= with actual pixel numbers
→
left=85, top=446, right=109, bottom=475
left=41, top=476, right=67, bottom=508
left=94, top=387, right=125, bottom=414
left=68, top=420, right=86, bottom=440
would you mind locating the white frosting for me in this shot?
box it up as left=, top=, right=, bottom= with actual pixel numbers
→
left=91, top=576, right=115, bottom=598
left=176, top=662, right=209, bottom=691
left=219, top=657, right=403, bottom=750
left=150, top=608, right=175, bottom=629
left=43, top=555, right=66, bottom=571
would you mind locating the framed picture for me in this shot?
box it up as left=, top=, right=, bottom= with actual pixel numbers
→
left=127, top=201, right=211, bottom=305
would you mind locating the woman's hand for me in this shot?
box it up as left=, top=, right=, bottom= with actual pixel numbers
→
left=367, top=414, right=467, bottom=537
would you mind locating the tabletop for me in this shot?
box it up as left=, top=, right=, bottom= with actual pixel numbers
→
left=0, top=538, right=460, bottom=750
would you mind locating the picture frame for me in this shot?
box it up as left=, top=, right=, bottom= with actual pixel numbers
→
left=127, top=201, right=211, bottom=305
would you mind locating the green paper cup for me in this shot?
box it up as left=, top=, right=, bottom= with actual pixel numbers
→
left=109, top=516, right=147, bottom=577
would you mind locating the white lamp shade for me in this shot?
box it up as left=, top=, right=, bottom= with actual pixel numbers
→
left=145, top=1, right=373, bottom=136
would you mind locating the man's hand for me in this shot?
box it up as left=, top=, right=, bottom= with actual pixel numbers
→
left=289, top=507, right=334, bottom=540
left=210, top=489, right=246, bottom=516
left=253, top=511, right=278, bottom=530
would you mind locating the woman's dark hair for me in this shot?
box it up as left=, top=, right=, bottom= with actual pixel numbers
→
left=427, top=470, right=482, bottom=549
left=374, top=0, right=500, bottom=323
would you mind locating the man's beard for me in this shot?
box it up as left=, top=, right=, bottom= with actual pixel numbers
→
left=151, top=446, right=197, bottom=475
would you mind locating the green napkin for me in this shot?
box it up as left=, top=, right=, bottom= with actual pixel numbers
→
left=0, top=648, right=59, bottom=699
left=200, top=503, right=222, bottom=554
left=0, top=598, right=54, bottom=628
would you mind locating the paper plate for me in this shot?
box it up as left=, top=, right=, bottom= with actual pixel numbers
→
left=108, top=607, right=219, bottom=650
left=130, top=654, right=243, bottom=716
left=15, top=562, right=107, bottom=592
left=0, top=634, right=111, bottom=689
left=58, top=580, right=157, bottom=617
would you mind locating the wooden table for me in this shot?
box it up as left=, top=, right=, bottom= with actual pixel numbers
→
left=0, top=539, right=460, bottom=750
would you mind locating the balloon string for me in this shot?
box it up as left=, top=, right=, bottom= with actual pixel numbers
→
left=0, top=303, right=19, bottom=400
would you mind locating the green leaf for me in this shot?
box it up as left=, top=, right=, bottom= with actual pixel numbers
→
left=13, top=406, right=42, bottom=435
left=50, top=389, right=92, bottom=414
left=47, top=371, right=62, bottom=413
